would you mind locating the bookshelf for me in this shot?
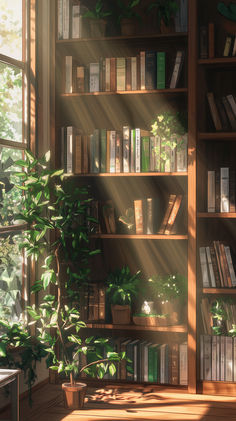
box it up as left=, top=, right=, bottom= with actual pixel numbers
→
left=48, top=0, right=236, bottom=395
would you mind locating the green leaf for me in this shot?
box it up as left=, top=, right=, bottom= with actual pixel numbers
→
left=109, top=363, right=116, bottom=377
left=45, top=151, right=51, bottom=162
left=0, top=342, right=7, bottom=357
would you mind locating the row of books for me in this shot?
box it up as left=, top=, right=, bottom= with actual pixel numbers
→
left=208, top=168, right=235, bottom=213
left=199, top=23, right=236, bottom=59
left=200, top=335, right=236, bottom=382
left=199, top=242, right=236, bottom=288
left=201, top=297, right=236, bottom=336
left=64, top=50, right=185, bottom=94
left=80, top=337, right=188, bottom=385
left=207, top=92, right=236, bottom=131
left=61, top=126, right=188, bottom=174
left=80, top=283, right=105, bottom=322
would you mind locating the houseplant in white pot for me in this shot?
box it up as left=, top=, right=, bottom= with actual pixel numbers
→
left=14, top=150, right=124, bottom=409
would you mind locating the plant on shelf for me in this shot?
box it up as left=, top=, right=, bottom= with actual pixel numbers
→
left=12, top=150, right=124, bottom=409
left=115, top=0, right=142, bottom=36
left=148, top=273, right=187, bottom=324
left=82, top=0, right=112, bottom=37
left=150, top=110, right=188, bottom=170
left=210, top=298, right=231, bottom=336
left=118, top=207, right=135, bottom=233
left=106, top=266, right=142, bottom=324
left=147, top=0, right=179, bottom=33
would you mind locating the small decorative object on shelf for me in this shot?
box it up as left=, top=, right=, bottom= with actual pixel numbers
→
left=116, top=0, right=141, bottom=36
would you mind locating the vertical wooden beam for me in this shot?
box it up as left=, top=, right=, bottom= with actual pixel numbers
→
left=50, top=0, right=56, bottom=169
left=29, top=0, right=36, bottom=154
left=187, top=0, right=198, bottom=393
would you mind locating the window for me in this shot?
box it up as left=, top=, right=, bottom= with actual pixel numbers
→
left=0, top=0, right=35, bottom=320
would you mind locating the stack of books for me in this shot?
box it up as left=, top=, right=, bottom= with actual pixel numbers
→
left=208, top=167, right=235, bottom=213
left=79, top=283, right=106, bottom=322
left=61, top=126, right=188, bottom=174
left=207, top=92, right=236, bottom=131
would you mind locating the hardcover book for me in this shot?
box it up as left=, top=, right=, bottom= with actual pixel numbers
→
left=157, top=51, right=166, bottom=89
left=169, top=50, right=184, bottom=89
left=134, top=199, right=144, bottom=234
left=145, top=51, right=157, bottom=90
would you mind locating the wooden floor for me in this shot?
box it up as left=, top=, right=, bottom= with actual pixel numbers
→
left=1, top=383, right=236, bottom=421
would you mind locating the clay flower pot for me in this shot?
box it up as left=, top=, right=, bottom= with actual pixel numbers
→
left=111, top=304, right=131, bottom=324
left=62, top=382, right=87, bottom=409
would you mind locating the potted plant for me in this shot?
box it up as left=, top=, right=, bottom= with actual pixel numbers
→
left=82, top=0, right=112, bottom=37
left=106, top=266, right=141, bottom=324
left=148, top=273, right=187, bottom=324
left=115, top=0, right=142, bottom=36
left=147, top=0, right=179, bottom=33
left=14, top=150, right=124, bottom=409
left=150, top=110, right=188, bottom=171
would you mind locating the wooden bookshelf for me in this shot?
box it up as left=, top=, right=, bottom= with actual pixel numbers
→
left=85, top=323, right=187, bottom=333
left=91, top=234, right=188, bottom=240
left=202, top=288, right=236, bottom=295
left=197, top=213, right=236, bottom=218
left=61, top=88, right=188, bottom=97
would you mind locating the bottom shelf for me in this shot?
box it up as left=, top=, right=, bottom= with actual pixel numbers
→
left=198, top=381, right=236, bottom=396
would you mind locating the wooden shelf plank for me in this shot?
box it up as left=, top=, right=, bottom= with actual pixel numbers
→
left=56, top=32, right=188, bottom=44
left=61, top=88, right=188, bottom=97
left=85, top=323, right=187, bottom=333
left=197, top=212, right=236, bottom=218
left=65, top=172, right=188, bottom=177
left=198, top=380, right=236, bottom=396
left=198, top=57, right=236, bottom=65
left=203, top=288, right=236, bottom=294
left=91, top=234, right=188, bottom=240
left=198, top=132, right=236, bottom=140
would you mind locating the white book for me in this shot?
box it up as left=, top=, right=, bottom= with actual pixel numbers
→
left=130, top=129, right=135, bottom=173
left=224, top=245, right=236, bottom=286
left=176, top=133, right=187, bottom=172
left=200, top=335, right=204, bottom=380
left=123, top=126, right=130, bottom=173
left=220, top=336, right=225, bottom=381
left=66, top=126, right=73, bottom=173
left=140, top=51, right=145, bottom=90
left=170, top=50, right=184, bottom=89
left=131, top=57, right=137, bottom=90
left=211, top=335, right=217, bottom=381
left=199, top=247, right=210, bottom=287
left=57, top=0, right=63, bottom=39
left=116, top=57, right=126, bottom=91
left=105, top=58, right=110, bottom=91
left=207, top=170, right=215, bottom=212
left=62, top=0, right=70, bottom=39
left=170, top=146, right=176, bottom=172
left=72, top=4, right=82, bottom=39
left=135, top=128, right=141, bottom=172
left=226, top=94, right=236, bottom=118
left=203, top=335, right=212, bottom=380
left=220, top=167, right=229, bottom=212
left=89, top=63, right=99, bottom=92
left=225, top=336, right=233, bottom=381
left=179, top=342, right=188, bottom=385
left=143, top=342, right=152, bottom=382
left=65, top=56, right=73, bottom=93
left=205, top=246, right=216, bottom=287
left=110, top=130, right=116, bottom=173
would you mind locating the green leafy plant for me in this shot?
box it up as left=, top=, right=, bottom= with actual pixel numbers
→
left=106, top=266, right=141, bottom=305
left=147, top=0, right=179, bottom=28
left=83, top=0, right=112, bottom=20
left=148, top=273, right=187, bottom=303
left=115, top=0, right=141, bottom=23
left=10, top=150, right=124, bottom=386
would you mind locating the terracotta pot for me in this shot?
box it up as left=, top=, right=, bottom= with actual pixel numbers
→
left=62, top=382, right=87, bottom=409
left=111, top=304, right=131, bottom=324
left=89, top=19, right=107, bottom=38
left=120, top=18, right=136, bottom=36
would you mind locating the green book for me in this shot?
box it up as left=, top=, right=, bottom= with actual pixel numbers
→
left=157, top=52, right=165, bottom=89
left=148, top=343, right=157, bottom=382
left=130, top=129, right=136, bottom=173
left=141, top=136, right=150, bottom=172
left=100, top=128, right=107, bottom=173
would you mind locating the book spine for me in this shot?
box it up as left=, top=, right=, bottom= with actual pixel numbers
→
left=83, top=135, right=89, bottom=174
left=220, top=242, right=232, bottom=287
left=179, top=342, right=188, bottom=385
left=110, top=130, right=116, bottom=173
left=211, top=335, right=217, bottom=381
left=207, top=92, right=223, bottom=131
left=226, top=94, right=236, bottom=119
left=170, top=145, right=176, bottom=172
left=115, top=131, right=122, bottom=173
left=207, top=170, right=215, bottom=212
left=145, top=51, right=156, bottom=90
left=220, top=167, right=229, bottom=212
left=141, top=136, right=150, bottom=172
left=65, top=56, right=73, bottom=93
left=66, top=126, right=73, bottom=173
left=199, top=247, right=210, bottom=287
left=76, top=66, right=85, bottom=93
left=223, top=35, right=232, bottom=56
left=208, top=22, right=215, bottom=59
left=225, top=336, right=233, bottom=381
left=170, top=343, right=179, bottom=385
left=57, top=0, right=63, bottom=39
left=224, top=245, right=236, bottom=287
left=229, top=168, right=236, bottom=212
left=164, top=194, right=183, bottom=234
left=116, top=57, right=126, bottom=91
left=89, top=63, right=100, bottom=92
left=158, top=194, right=176, bottom=234
left=176, top=133, right=187, bottom=172
left=131, top=56, right=137, bottom=90
left=209, top=245, right=221, bottom=287
left=205, top=246, right=216, bottom=287
left=215, top=168, right=220, bottom=212
left=74, top=133, right=82, bottom=174
left=140, top=51, right=145, bottom=90
left=100, top=128, right=107, bottom=173
left=72, top=3, right=81, bottom=39
left=134, top=199, right=143, bottom=234
left=157, top=52, right=165, bottom=89
left=62, top=0, right=70, bottom=39
left=135, top=128, right=141, bottom=173
left=146, top=198, right=153, bottom=235
left=110, top=57, right=116, bottom=92
left=98, top=285, right=105, bottom=320
left=126, top=57, right=131, bottom=91
left=106, top=130, right=110, bottom=173
left=123, top=126, right=130, bottom=173
left=130, top=129, right=136, bottom=173
left=170, top=50, right=184, bottom=89
left=213, top=240, right=224, bottom=287
left=105, top=58, right=110, bottom=91
left=222, top=96, right=236, bottom=131
left=203, top=335, right=212, bottom=380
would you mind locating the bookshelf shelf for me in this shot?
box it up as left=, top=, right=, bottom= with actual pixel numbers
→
left=91, top=234, right=188, bottom=240
left=65, top=172, right=188, bottom=177
left=197, top=213, right=236, bottom=219
left=202, top=288, right=236, bottom=294
left=85, top=323, right=187, bottom=333
left=61, top=88, right=188, bottom=97
left=198, top=57, right=236, bottom=66
left=198, top=132, right=236, bottom=140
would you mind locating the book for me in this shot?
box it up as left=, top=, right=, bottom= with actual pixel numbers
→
left=224, top=245, right=236, bottom=287
left=208, top=22, right=215, bottom=58
left=131, top=56, right=138, bottom=90
left=123, top=126, right=130, bottom=173
left=229, top=168, right=236, bottom=212
left=199, top=26, right=208, bottom=59
left=65, top=55, right=73, bottom=93
left=109, top=130, right=116, bottom=173
left=213, top=240, right=225, bottom=287
left=164, top=194, right=183, bottom=234
left=222, top=96, right=236, bottom=131
left=150, top=135, right=161, bottom=172
left=220, top=167, right=229, bottom=212
left=146, top=198, right=153, bottom=235
left=89, top=63, right=99, bottom=92
left=116, top=57, right=126, bottom=91
left=199, top=247, right=210, bottom=288
left=105, top=58, right=111, bottom=91
left=76, top=66, right=85, bottom=92
left=130, top=129, right=136, bottom=173
left=72, top=3, right=82, bottom=39
left=115, top=131, right=122, bottom=173
left=126, top=57, right=131, bottom=91
left=106, top=130, right=111, bottom=173
left=158, top=194, right=176, bottom=234
left=74, top=133, right=82, bottom=174
left=179, top=342, right=188, bottom=385
left=169, top=343, right=179, bottom=385
left=102, top=200, right=116, bottom=234
left=176, top=133, right=188, bottom=172
left=145, top=51, right=156, bottom=90
left=156, top=52, right=165, bottom=89
left=134, top=199, right=144, bottom=234
left=90, top=129, right=100, bottom=173
left=219, top=242, right=232, bottom=287
left=203, top=335, right=212, bottom=380
left=205, top=246, right=216, bottom=287
left=62, top=0, right=70, bottom=39
left=135, top=128, right=141, bottom=173
left=207, top=92, right=223, bottom=131
left=169, top=50, right=184, bottom=89
left=209, top=245, right=221, bottom=287
left=141, top=135, right=150, bottom=172
left=226, top=94, right=236, bottom=119
left=207, top=170, right=215, bottom=212
left=57, top=0, right=63, bottom=39
left=140, top=51, right=145, bottom=90
left=83, top=134, right=89, bottom=173
left=223, top=35, right=233, bottom=56
left=110, top=57, right=116, bottom=92
left=100, top=128, right=107, bottom=173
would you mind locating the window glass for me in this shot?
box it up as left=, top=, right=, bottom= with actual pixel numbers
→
left=0, top=62, right=23, bottom=142
left=0, top=0, right=22, bottom=61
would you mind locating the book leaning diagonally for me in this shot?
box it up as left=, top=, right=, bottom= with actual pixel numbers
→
left=158, top=194, right=176, bottom=234
left=170, top=50, right=184, bottom=89
left=164, top=194, right=183, bottom=234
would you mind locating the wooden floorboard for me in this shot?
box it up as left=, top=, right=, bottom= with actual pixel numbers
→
left=1, top=384, right=236, bottom=421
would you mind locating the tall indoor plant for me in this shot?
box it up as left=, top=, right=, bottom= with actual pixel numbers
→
left=14, top=150, right=124, bottom=408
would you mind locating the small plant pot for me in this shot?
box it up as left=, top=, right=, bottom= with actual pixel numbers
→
left=160, top=18, right=175, bottom=34
left=62, top=382, right=87, bottom=410
left=111, top=304, right=131, bottom=324
left=120, top=18, right=136, bottom=36
left=89, top=19, right=107, bottom=38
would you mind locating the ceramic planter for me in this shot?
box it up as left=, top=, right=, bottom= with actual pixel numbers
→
left=111, top=304, right=131, bottom=324
left=62, top=382, right=87, bottom=409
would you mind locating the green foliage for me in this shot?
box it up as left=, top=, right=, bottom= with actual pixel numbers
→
left=118, top=207, right=135, bottom=231
left=148, top=273, right=187, bottom=303
left=0, top=320, right=47, bottom=405
left=83, top=0, right=112, bottom=20
left=147, top=0, right=179, bottom=27
left=106, top=266, right=142, bottom=305
left=115, top=0, right=141, bottom=23
left=210, top=298, right=233, bottom=336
